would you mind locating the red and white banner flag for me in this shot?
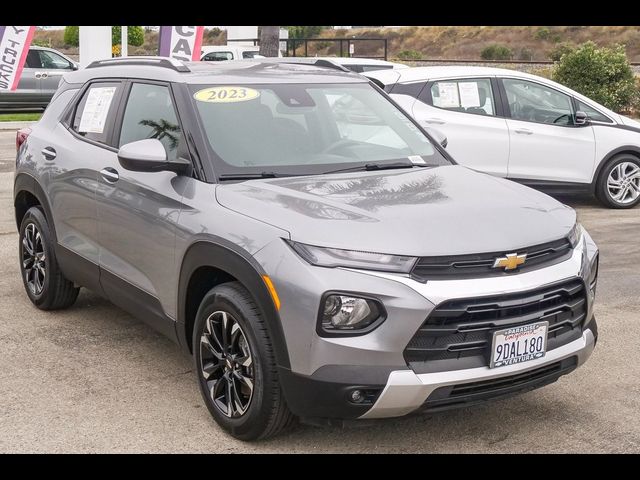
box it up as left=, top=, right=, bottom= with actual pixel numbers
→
left=158, top=26, right=204, bottom=61
left=0, top=26, right=36, bottom=91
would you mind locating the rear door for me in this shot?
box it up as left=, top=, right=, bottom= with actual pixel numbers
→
left=45, top=80, right=124, bottom=292
left=500, top=77, right=595, bottom=183
left=410, top=77, right=510, bottom=176
left=0, top=49, right=42, bottom=110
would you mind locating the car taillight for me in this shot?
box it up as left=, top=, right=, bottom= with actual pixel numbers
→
left=16, top=128, right=32, bottom=152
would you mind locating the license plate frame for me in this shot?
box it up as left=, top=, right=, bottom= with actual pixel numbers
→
left=490, top=321, right=549, bottom=369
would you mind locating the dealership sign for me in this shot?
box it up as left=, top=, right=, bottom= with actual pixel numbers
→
left=0, top=26, right=35, bottom=91
left=158, top=26, right=204, bottom=61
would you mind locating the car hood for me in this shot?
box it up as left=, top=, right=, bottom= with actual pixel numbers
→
left=216, top=165, right=576, bottom=256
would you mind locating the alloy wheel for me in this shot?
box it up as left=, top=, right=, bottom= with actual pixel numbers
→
left=607, top=161, right=640, bottom=205
left=22, top=223, right=46, bottom=295
left=200, top=310, right=254, bottom=418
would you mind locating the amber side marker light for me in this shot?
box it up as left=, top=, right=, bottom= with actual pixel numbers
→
left=262, top=275, right=281, bottom=311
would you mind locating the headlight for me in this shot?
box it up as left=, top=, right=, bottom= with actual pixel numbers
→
left=288, top=241, right=417, bottom=273
left=567, top=222, right=583, bottom=248
left=319, top=293, right=386, bottom=335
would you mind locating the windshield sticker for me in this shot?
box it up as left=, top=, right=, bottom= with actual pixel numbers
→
left=194, top=86, right=260, bottom=103
left=459, top=82, right=481, bottom=108
left=408, top=155, right=426, bottom=165
left=78, top=86, right=116, bottom=133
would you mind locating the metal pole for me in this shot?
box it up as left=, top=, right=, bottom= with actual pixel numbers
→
left=304, top=40, right=308, bottom=57
left=340, top=40, right=343, bottom=57
left=121, top=26, right=128, bottom=57
left=384, top=39, right=387, bottom=61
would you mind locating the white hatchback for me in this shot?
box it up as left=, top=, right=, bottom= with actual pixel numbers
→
left=366, top=66, right=640, bottom=208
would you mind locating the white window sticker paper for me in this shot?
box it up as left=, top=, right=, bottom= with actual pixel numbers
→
left=459, top=82, right=481, bottom=108
left=436, top=82, right=460, bottom=108
left=79, top=87, right=117, bottom=134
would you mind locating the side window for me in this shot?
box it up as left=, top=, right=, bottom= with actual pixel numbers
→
left=503, top=78, right=574, bottom=125
left=429, top=78, right=495, bottom=116
left=72, top=82, right=121, bottom=144
left=39, top=50, right=73, bottom=70
left=119, top=83, right=183, bottom=160
left=241, top=51, right=259, bottom=59
left=576, top=100, right=612, bottom=123
left=25, top=50, right=42, bottom=68
left=202, top=52, right=233, bottom=61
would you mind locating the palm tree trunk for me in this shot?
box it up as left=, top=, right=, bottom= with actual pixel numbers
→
left=259, top=26, right=280, bottom=57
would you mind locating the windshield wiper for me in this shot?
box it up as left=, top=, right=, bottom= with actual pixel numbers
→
left=322, top=161, right=419, bottom=175
left=218, top=172, right=281, bottom=181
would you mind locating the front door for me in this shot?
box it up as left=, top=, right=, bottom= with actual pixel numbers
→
left=96, top=81, right=187, bottom=334
left=501, top=77, right=596, bottom=184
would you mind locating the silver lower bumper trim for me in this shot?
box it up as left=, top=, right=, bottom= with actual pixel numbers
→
left=360, top=328, right=595, bottom=419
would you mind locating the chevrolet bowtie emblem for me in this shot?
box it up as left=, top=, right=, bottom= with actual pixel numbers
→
left=493, top=253, right=527, bottom=271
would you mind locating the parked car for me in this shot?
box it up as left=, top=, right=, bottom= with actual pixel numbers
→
left=200, top=45, right=269, bottom=61
left=14, top=57, right=598, bottom=440
left=0, top=46, right=78, bottom=112
left=366, top=66, right=640, bottom=208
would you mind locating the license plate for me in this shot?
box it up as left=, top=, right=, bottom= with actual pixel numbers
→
left=490, top=321, right=548, bottom=369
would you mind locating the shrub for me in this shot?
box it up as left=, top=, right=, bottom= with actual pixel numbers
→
left=112, top=26, right=145, bottom=46
left=549, top=43, right=575, bottom=62
left=396, top=49, right=422, bottom=60
left=517, top=47, right=534, bottom=61
left=534, top=27, right=551, bottom=41
left=480, top=44, right=513, bottom=60
left=553, top=41, right=639, bottom=112
left=63, top=26, right=79, bottom=47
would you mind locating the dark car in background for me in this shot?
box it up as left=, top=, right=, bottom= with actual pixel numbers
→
left=0, top=46, right=78, bottom=112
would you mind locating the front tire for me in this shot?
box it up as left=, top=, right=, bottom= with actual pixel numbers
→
left=18, top=207, right=79, bottom=310
left=596, top=154, right=640, bottom=208
left=193, top=282, right=294, bottom=440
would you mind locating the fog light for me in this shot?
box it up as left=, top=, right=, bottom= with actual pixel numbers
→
left=350, top=390, right=363, bottom=403
left=320, top=294, right=383, bottom=333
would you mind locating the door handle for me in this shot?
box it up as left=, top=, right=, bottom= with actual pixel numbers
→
left=41, top=147, right=56, bottom=160
left=422, top=118, right=446, bottom=125
left=100, top=167, right=119, bottom=184
left=514, top=128, right=533, bottom=135
left=34, top=72, right=42, bottom=79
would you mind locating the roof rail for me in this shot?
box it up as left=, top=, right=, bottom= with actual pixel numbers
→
left=254, top=57, right=351, bottom=73
left=86, top=56, right=190, bottom=72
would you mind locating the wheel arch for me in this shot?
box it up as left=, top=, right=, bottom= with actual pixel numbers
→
left=14, top=173, right=56, bottom=239
left=591, top=146, right=640, bottom=194
left=177, top=240, right=290, bottom=369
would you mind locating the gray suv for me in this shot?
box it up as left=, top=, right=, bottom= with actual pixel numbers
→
left=14, top=57, right=599, bottom=440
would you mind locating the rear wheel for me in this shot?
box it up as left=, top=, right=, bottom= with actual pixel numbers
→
left=193, top=282, right=294, bottom=440
left=596, top=154, right=640, bottom=208
left=18, top=207, right=79, bottom=309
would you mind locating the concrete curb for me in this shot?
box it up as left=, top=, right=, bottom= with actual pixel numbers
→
left=0, top=121, right=36, bottom=131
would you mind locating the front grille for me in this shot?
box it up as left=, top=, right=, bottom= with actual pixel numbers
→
left=412, top=237, right=572, bottom=281
left=421, top=356, right=577, bottom=411
left=405, top=279, right=587, bottom=374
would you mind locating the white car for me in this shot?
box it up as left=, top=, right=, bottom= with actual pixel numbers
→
left=366, top=66, right=640, bottom=208
left=200, top=45, right=274, bottom=61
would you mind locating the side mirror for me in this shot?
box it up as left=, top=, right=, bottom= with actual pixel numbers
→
left=424, top=126, right=448, bottom=149
left=117, top=139, right=191, bottom=174
left=575, top=111, right=590, bottom=126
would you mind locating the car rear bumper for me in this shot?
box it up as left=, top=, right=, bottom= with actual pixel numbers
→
left=360, top=321, right=596, bottom=419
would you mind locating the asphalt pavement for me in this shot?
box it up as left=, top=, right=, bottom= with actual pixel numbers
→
left=0, top=130, right=638, bottom=452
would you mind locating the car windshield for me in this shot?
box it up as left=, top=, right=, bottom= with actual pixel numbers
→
left=190, top=82, right=450, bottom=177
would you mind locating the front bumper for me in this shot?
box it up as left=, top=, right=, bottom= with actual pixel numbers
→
left=361, top=322, right=596, bottom=419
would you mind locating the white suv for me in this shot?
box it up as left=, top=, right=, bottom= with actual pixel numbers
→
left=366, top=66, right=640, bottom=208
